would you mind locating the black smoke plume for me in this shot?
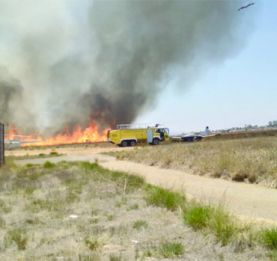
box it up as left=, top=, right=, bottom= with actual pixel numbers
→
left=0, top=0, right=255, bottom=134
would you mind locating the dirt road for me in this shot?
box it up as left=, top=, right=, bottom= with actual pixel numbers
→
left=14, top=147, right=277, bottom=224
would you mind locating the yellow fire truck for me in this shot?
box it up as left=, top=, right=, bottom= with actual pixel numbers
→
left=107, top=124, right=170, bottom=147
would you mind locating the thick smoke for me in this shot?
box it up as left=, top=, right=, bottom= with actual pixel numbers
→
left=0, top=0, right=255, bottom=134
left=0, top=68, right=22, bottom=123
left=0, top=67, right=33, bottom=130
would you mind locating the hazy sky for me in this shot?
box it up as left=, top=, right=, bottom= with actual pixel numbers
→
left=136, top=0, right=277, bottom=133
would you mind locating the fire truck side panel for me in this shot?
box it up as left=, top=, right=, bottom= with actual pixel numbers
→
left=108, top=128, right=163, bottom=146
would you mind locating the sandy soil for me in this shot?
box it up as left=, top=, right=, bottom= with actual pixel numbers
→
left=13, top=146, right=277, bottom=224
left=6, top=145, right=130, bottom=157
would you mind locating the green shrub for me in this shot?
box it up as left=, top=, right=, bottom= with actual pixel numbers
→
left=184, top=204, right=212, bottom=230
left=146, top=186, right=185, bottom=211
left=183, top=203, right=238, bottom=246
left=261, top=228, right=277, bottom=250
left=0, top=199, right=12, bottom=213
left=145, top=242, right=184, bottom=258
left=159, top=242, right=184, bottom=258
left=43, top=161, right=55, bottom=169
left=210, top=208, right=237, bottom=246
left=4, top=228, right=28, bottom=250
left=80, top=161, right=99, bottom=171
left=24, top=187, right=36, bottom=195
left=26, top=163, right=34, bottom=168
left=133, top=220, right=148, bottom=230
left=108, top=170, right=145, bottom=191
left=124, top=175, right=145, bottom=190
left=85, top=237, right=101, bottom=251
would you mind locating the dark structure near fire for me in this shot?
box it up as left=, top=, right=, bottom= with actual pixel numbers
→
left=0, top=123, right=4, bottom=166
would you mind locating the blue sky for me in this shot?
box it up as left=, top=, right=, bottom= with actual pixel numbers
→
left=136, top=0, right=277, bottom=133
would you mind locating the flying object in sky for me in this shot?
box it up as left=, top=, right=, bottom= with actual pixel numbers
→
left=238, top=2, right=255, bottom=11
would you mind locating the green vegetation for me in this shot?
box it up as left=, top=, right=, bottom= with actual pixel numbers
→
left=80, top=161, right=99, bottom=171
left=0, top=159, right=149, bottom=258
left=145, top=185, right=238, bottom=246
left=26, top=197, right=66, bottom=213
left=112, top=136, right=277, bottom=187
left=268, top=250, right=277, bottom=260
left=159, top=242, right=184, bottom=258
left=184, top=204, right=212, bottom=230
left=43, top=161, right=55, bottom=169
left=0, top=158, right=275, bottom=259
left=0, top=199, right=12, bottom=213
left=145, top=241, right=184, bottom=258
left=133, top=220, right=148, bottom=230
left=210, top=207, right=238, bottom=246
left=145, top=186, right=185, bottom=211
left=261, top=228, right=277, bottom=250
left=85, top=237, right=102, bottom=251
left=183, top=204, right=238, bottom=246
left=80, top=161, right=144, bottom=193
left=128, top=203, right=139, bottom=210
left=4, top=228, right=28, bottom=250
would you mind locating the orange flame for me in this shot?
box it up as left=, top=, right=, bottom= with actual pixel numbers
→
left=5, top=123, right=108, bottom=147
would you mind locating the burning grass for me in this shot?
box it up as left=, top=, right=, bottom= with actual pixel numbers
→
left=0, top=160, right=271, bottom=259
left=112, top=136, right=277, bottom=187
left=5, top=123, right=109, bottom=147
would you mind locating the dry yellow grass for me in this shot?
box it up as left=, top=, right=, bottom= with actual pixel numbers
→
left=113, top=136, right=277, bottom=187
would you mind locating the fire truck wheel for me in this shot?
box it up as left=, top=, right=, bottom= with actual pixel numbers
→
left=121, top=140, right=128, bottom=147
left=130, top=140, right=137, bottom=146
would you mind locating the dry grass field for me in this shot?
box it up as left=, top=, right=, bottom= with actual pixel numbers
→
left=112, top=136, right=277, bottom=188
left=206, top=129, right=277, bottom=141
left=0, top=160, right=272, bottom=260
